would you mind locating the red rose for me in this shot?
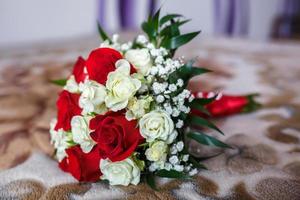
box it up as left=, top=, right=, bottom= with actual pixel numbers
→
left=86, top=47, right=136, bottom=85
left=72, top=56, right=86, bottom=83
left=89, top=112, right=143, bottom=162
left=55, top=90, right=82, bottom=131
left=59, top=145, right=102, bottom=182
left=86, top=48, right=123, bottom=84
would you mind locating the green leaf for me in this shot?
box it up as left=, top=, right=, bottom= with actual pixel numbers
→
left=142, top=21, right=153, bottom=40
left=243, top=94, right=261, bottom=113
left=187, top=132, right=232, bottom=148
left=97, top=22, right=111, bottom=42
left=145, top=173, right=157, bottom=190
left=138, top=143, right=149, bottom=147
left=190, top=103, right=211, bottom=116
left=156, top=169, right=190, bottom=179
left=160, top=14, right=182, bottom=25
left=190, top=96, right=217, bottom=106
left=152, top=8, right=161, bottom=34
left=188, top=115, right=224, bottom=135
left=168, top=65, right=211, bottom=84
left=185, top=67, right=212, bottom=79
left=164, top=21, right=180, bottom=37
left=160, top=19, right=190, bottom=36
left=161, top=31, right=201, bottom=49
left=160, top=19, right=192, bottom=57
left=142, top=8, right=161, bottom=42
left=100, top=179, right=110, bottom=185
left=50, top=79, right=67, bottom=86
left=178, top=112, right=188, bottom=121
left=189, top=156, right=207, bottom=170
left=131, top=154, right=145, bottom=171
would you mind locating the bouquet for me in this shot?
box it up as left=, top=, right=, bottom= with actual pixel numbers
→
left=50, top=10, right=259, bottom=187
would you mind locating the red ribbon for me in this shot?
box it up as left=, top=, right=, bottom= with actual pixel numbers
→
left=191, top=92, right=250, bottom=117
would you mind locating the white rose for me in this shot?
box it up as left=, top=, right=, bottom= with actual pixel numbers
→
left=105, top=59, right=141, bottom=111
left=145, top=141, right=168, bottom=162
left=125, top=49, right=152, bottom=75
left=79, top=80, right=107, bottom=115
left=71, top=115, right=95, bottom=153
left=64, top=75, right=79, bottom=93
left=125, top=96, right=153, bottom=120
left=49, top=119, right=71, bottom=161
left=139, top=110, right=175, bottom=143
left=100, top=158, right=140, bottom=186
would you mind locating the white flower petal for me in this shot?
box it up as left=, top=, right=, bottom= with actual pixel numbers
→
left=105, top=62, right=141, bottom=111
left=139, top=110, right=175, bottom=143
left=71, top=116, right=95, bottom=153
left=125, top=49, right=153, bottom=75
left=100, top=158, right=140, bottom=186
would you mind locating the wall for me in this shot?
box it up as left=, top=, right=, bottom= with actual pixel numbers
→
left=0, top=0, right=98, bottom=46
left=0, top=0, right=281, bottom=46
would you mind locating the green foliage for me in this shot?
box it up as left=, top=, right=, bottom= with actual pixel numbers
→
left=243, top=94, right=261, bottom=113
left=97, top=22, right=111, bottom=42
left=50, top=79, right=67, bottom=86
left=142, top=8, right=161, bottom=44
left=93, top=9, right=233, bottom=183
left=189, top=96, right=216, bottom=116
left=190, top=96, right=217, bottom=106
left=189, top=156, right=208, bottom=170
left=145, top=173, right=157, bottom=190
left=132, top=153, right=145, bottom=171
left=188, top=115, right=224, bottom=135
left=160, top=20, right=190, bottom=36
left=189, top=155, right=207, bottom=170
left=190, top=103, right=211, bottom=116
left=187, top=132, right=232, bottom=148
left=161, top=31, right=200, bottom=50
left=168, top=59, right=211, bottom=85
left=159, top=14, right=182, bottom=25
left=156, top=169, right=190, bottom=179
left=141, top=9, right=201, bottom=56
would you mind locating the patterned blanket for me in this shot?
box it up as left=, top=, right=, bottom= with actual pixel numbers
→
left=0, top=37, right=299, bottom=200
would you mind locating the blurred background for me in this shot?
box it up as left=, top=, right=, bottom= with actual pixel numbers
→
left=1, top=0, right=300, bottom=47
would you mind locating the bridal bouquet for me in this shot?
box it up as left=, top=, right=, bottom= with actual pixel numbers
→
left=50, top=10, right=259, bottom=187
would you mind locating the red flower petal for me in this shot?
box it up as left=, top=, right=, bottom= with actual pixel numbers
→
left=55, top=90, right=82, bottom=131
left=86, top=48, right=122, bottom=85
left=72, top=56, right=86, bottom=83
left=90, top=112, right=143, bottom=162
left=59, top=145, right=102, bottom=182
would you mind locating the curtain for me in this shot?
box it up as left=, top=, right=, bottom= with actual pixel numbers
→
left=214, top=0, right=249, bottom=36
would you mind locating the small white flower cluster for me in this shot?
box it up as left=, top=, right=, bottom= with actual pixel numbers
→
left=135, top=34, right=184, bottom=80
left=100, top=34, right=133, bottom=52
left=149, top=58, right=183, bottom=80
left=148, top=141, right=196, bottom=176
left=49, top=119, right=72, bottom=162
left=168, top=141, right=198, bottom=176
left=153, top=88, right=194, bottom=122
left=136, top=35, right=148, bottom=44
left=123, top=35, right=199, bottom=174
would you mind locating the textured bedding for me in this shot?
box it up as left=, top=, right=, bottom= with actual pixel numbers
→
left=0, top=37, right=299, bottom=200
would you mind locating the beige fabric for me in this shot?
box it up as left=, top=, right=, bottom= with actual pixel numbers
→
left=0, top=37, right=299, bottom=199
